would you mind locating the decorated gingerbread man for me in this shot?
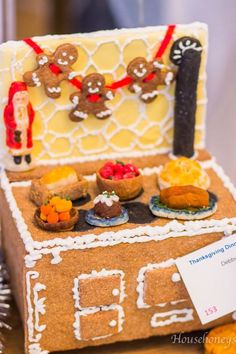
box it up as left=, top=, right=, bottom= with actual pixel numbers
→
left=69, top=73, right=114, bottom=121
left=23, top=43, right=78, bottom=99
left=127, top=57, right=175, bottom=103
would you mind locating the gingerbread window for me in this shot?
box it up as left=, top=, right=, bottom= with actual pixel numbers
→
left=73, top=269, right=125, bottom=341
left=75, top=306, right=124, bottom=341
left=137, top=262, right=188, bottom=308
left=74, top=269, right=125, bottom=309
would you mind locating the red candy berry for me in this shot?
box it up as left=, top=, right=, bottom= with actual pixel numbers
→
left=99, top=161, right=139, bottom=180
left=113, top=173, right=123, bottom=180
left=100, top=166, right=113, bottom=179
left=113, top=163, right=124, bottom=175
left=103, top=161, right=114, bottom=169
left=123, top=172, right=135, bottom=179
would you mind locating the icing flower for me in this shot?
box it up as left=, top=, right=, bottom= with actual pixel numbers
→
left=94, top=191, right=122, bottom=218
left=94, top=191, right=119, bottom=207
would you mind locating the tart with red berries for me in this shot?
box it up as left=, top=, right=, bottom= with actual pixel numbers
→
left=96, top=161, right=143, bottom=201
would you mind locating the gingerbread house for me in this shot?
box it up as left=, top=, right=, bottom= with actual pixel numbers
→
left=0, top=22, right=235, bottom=354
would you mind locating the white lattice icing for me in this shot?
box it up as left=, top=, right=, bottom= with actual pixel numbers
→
left=0, top=22, right=207, bottom=165
left=1, top=158, right=236, bottom=268
left=72, top=269, right=125, bottom=341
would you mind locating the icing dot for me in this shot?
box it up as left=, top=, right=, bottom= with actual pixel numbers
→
left=109, top=319, right=117, bottom=328
left=171, top=272, right=181, bottom=282
left=112, top=288, right=120, bottom=296
left=232, top=311, right=236, bottom=321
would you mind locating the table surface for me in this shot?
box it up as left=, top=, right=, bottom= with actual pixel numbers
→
left=4, top=301, right=205, bottom=354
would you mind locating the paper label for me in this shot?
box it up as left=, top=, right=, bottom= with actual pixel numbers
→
left=176, top=234, right=236, bottom=324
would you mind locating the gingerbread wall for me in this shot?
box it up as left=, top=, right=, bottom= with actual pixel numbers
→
left=25, top=234, right=231, bottom=353
left=0, top=23, right=207, bottom=164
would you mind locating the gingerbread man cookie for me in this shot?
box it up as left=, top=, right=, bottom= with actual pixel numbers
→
left=127, top=57, right=175, bottom=103
left=23, top=43, right=78, bottom=99
left=69, top=73, right=114, bottom=121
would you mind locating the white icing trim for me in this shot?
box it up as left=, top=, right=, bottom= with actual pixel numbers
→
left=26, top=271, right=47, bottom=344
left=211, top=161, right=236, bottom=201
left=170, top=299, right=187, bottom=306
left=35, top=148, right=172, bottom=167
left=171, top=272, right=181, bottom=282
left=72, top=269, right=125, bottom=341
left=150, top=308, right=194, bottom=327
left=28, top=343, right=49, bottom=354
left=0, top=22, right=207, bottom=49
left=2, top=157, right=236, bottom=268
left=11, top=180, right=32, bottom=187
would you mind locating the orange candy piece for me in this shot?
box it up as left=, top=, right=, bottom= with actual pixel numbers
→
left=40, top=204, right=55, bottom=216
left=59, top=211, right=70, bottom=221
left=47, top=212, right=59, bottom=224
left=55, top=199, right=72, bottom=213
left=39, top=196, right=72, bottom=224
left=40, top=213, right=47, bottom=221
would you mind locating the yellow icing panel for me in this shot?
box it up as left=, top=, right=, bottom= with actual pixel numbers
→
left=0, top=23, right=208, bottom=163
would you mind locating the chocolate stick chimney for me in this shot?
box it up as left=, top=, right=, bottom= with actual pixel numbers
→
left=170, top=37, right=202, bottom=157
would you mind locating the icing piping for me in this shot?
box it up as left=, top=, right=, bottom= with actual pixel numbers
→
left=28, top=343, right=49, bottom=354
left=155, top=299, right=187, bottom=308
left=150, top=308, right=194, bottom=328
left=72, top=269, right=125, bottom=341
left=1, top=158, right=236, bottom=268
left=26, top=271, right=47, bottom=347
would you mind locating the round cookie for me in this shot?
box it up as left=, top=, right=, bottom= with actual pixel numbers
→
left=204, top=324, right=236, bottom=354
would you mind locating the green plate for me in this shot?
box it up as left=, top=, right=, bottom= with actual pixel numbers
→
left=149, top=192, right=217, bottom=220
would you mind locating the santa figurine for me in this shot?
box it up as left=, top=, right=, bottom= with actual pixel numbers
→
left=3, top=81, right=35, bottom=171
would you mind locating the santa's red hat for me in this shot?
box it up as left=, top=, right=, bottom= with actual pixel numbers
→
left=7, top=81, right=28, bottom=104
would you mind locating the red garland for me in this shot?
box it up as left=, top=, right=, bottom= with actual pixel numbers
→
left=23, top=38, right=43, bottom=54
left=106, top=76, right=132, bottom=90
left=23, top=24, right=176, bottom=91
left=154, top=24, right=176, bottom=58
